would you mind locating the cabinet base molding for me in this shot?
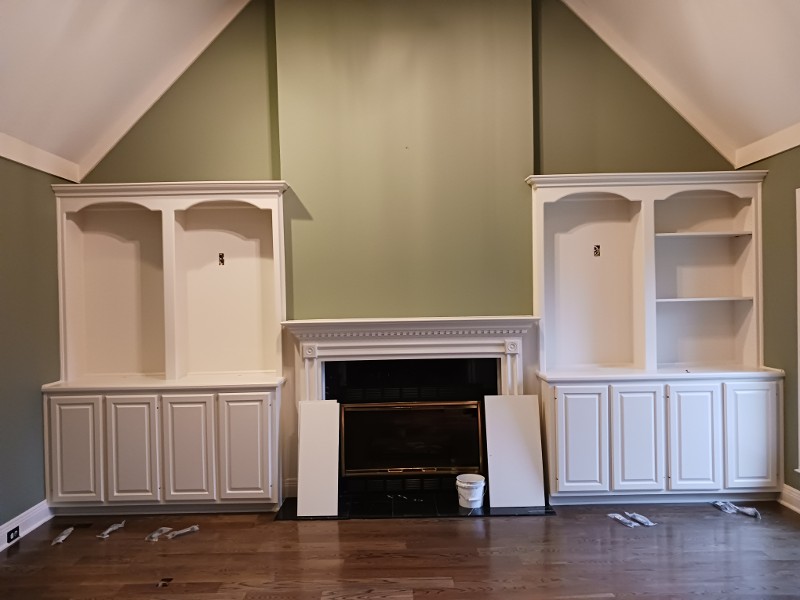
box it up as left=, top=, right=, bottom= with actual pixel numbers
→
left=778, top=484, right=800, bottom=515
left=549, top=491, right=780, bottom=506
left=48, top=502, right=280, bottom=517
left=0, top=500, right=53, bottom=553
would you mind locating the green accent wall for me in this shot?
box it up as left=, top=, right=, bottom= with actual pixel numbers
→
left=536, top=0, right=731, bottom=174
left=747, top=148, right=800, bottom=487
left=275, top=0, right=534, bottom=319
left=85, top=0, right=276, bottom=183
left=0, top=157, right=61, bottom=524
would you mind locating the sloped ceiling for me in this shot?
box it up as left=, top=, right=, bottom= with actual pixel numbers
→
left=0, top=0, right=248, bottom=181
left=565, top=0, right=800, bottom=167
left=0, top=0, right=798, bottom=180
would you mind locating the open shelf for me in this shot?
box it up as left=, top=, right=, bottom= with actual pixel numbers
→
left=62, top=203, right=165, bottom=380
left=655, top=233, right=754, bottom=300
left=542, top=195, right=643, bottom=371
left=174, top=202, right=280, bottom=378
left=530, top=171, right=766, bottom=376
left=656, top=300, right=755, bottom=368
left=654, top=190, right=753, bottom=234
left=53, top=182, right=287, bottom=387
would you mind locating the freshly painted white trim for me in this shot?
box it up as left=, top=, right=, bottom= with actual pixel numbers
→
left=0, top=500, right=53, bottom=552
left=550, top=492, right=779, bottom=506
left=283, top=316, right=538, bottom=340
left=283, top=477, right=298, bottom=499
left=527, top=170, right=768, bottom=189
left=0, top=131, right=79, bottom=181
left=779, top=484, right=800, bottom=515
left=75, top=0, right=249, bottom=181
left=562, top=0, right=738, bottom=167
left=736, top=122, right=800, bottom=168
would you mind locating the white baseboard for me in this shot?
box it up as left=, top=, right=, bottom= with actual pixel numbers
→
left=1, top=500, right=53, bottom=552
left=779, top=484, right=800, bottom=515
left=283, top=477, right=298, bottom=499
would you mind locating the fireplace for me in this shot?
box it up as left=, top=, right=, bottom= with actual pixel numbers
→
left=329, top=358, right=496, bottom=483
left=283, top=316, right=545, bottom=517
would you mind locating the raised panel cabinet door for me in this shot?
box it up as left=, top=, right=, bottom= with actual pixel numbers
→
left=555, top=385, right=609, bottom=492
left=162, top=394, right=216, bottom=501
left=48, top=395, right=103, bottom=502
left=724, top=381, right=779, bottom=489
left=106, top=395, right=159, bottom=502
left=667, top=383, right=723, bottom=490
left=611, top=384, right=665, bottom=491
left=218, top=392, right=276, bottom=500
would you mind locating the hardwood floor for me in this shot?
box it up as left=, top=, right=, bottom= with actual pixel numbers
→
left=3, top=502, right=800, bottom=599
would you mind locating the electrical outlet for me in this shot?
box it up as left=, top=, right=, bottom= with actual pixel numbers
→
left=6, top=525, right=20, bottom=545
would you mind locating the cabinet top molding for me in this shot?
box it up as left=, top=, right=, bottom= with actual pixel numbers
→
left=52, top=180, right=289, bottom=198
left=526, top=171, right=767, bottom=189
left=283, top=316, right=538, bottom=340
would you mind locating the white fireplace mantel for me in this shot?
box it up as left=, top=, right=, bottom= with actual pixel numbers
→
left=283, top=316, right=538, bottom=402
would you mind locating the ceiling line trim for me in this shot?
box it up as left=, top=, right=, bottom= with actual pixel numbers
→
left=0, top=131, right=78, bottom=181
left=75, top=0, right=250, bottom=181
left=736, top=122, right=800, bottom=168
left=562, top=0, right=738, bottom=167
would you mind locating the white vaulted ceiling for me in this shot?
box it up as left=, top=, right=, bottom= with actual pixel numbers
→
left=0, top=0, right=798, bottom=180
left=564, top=0, right=800, bottom=167
left=0, top=0, right=248, bottom=181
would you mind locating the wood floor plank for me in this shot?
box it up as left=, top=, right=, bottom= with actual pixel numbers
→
left=3, top=502, right=800, bottom=599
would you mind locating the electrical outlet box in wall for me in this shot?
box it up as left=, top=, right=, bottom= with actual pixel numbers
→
left=6, top=525, right=20, bottom=545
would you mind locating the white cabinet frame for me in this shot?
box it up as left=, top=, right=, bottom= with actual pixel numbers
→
left=162, top=394, right=217, bottom=502
left=724, top=381, right=779, bottom=488
left=611, top=384, right=665, bottom=491
left=106, top=394, right=160, bottom=502
left=555, top=385, right=609, bottom=492
left=667, top=382, right=723, bottom=491
left=48, top=395, right=103, bottom=503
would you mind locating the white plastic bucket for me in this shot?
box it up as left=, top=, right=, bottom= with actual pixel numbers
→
left=456, top=474, right=485, bottom=508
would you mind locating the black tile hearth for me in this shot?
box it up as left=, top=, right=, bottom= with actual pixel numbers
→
left=274, top=494, right=554, bottom=521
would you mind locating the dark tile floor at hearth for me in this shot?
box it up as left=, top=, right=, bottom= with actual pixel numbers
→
left=274, top=493, right=555, bottom=520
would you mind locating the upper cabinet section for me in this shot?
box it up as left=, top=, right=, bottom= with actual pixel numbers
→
left=527, top=171, right=767, bottom=376
left=53, top=182, right=287, bottom=387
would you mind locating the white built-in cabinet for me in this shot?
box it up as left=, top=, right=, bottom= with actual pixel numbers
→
left=529, top=172, right=783, bottom=501
left=43, top=182, right=286, bottom=508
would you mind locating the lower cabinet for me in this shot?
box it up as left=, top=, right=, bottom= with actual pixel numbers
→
left=611, top=384, right=665, bottom=492
left=555, top=385, right=609, bottom=492
left=107, top=394, right=160, bottom=502
left=667, top=383, right=723, bottom=491
left=546, top=376, right=781, bottom=498
left=45, top=386, right=281, bottom=507
left=47, top=395, right=104, bottom=503
left=162, top=394, right=217, bottom=502
left=724, top=381, right=780, bottom=489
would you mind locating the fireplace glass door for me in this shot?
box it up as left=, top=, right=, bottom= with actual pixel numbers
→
left=340, top=401, right=483, bottom=476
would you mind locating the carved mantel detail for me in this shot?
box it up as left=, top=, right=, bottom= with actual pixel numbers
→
left=283, top=316, right=538, bottom=402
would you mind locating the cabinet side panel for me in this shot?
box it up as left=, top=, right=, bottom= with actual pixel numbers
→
left=484, top=395, right=545, bottom=507
left=297, top=400, right=339, bottom=516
